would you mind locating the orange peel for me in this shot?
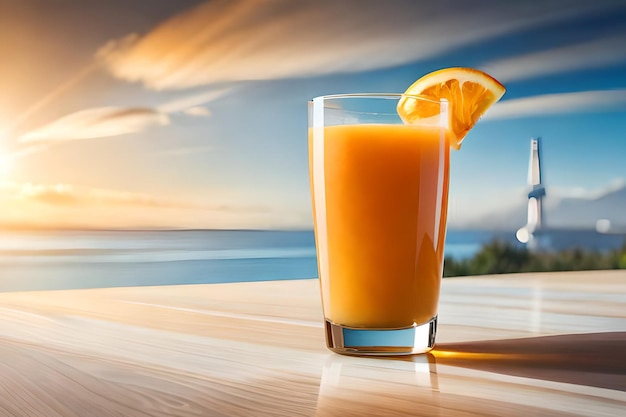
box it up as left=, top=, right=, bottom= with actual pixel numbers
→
left=397, top=67, right=505, bottom=149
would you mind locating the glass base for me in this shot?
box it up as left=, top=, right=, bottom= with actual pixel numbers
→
left=324, top=316, right=437, bottom=356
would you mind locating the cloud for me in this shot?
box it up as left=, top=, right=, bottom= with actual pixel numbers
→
left=17, top=183, right=80, bottom=205
left=549, top=177, right=626, bottom=201
left=0, top=181, right=282, bottom=229
left=485, top=89, right=626, bottom=120
left=97, top=0, right=624, bottom=90
left=19, top=107, right=169, bottom=143
left=0, top=181, right=195, bottom=209
left=482, top=32, right=626, bottom=82
left=0, top=181, right=272, bottom=214
left=183, top=107, right=211, bottom=117
left=17, top=86, right=229, bottom=144
left=157, top=87, right=232, bottom=113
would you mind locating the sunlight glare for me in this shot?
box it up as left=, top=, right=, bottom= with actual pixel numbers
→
left=0, top=147, right=14, bottom=177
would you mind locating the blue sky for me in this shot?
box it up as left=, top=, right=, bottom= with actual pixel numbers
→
left=0, top=0, right=625, bottom=229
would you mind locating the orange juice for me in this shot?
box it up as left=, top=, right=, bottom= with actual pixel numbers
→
left=310, top=124, right=449, bottom=329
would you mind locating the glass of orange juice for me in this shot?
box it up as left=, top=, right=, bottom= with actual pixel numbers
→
left=309, top=93, right=449, bottom=355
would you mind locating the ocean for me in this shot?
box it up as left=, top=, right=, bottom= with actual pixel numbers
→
left=0, top=229, right=506, bottom=292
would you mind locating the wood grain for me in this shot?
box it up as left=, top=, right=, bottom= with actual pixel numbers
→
left=0, top=270, right=625, bottom=416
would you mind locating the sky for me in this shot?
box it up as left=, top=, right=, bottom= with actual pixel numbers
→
left=0, top=0, right=625, bottom=230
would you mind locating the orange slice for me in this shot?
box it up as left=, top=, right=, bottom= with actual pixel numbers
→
left=397, top=67, right=505, bottom=149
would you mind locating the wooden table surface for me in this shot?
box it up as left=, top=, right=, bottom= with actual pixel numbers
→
left=0, top=270, right=625, bottom=417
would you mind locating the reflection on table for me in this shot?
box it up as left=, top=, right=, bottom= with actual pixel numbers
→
left=0, top=270, right=624, bottom=416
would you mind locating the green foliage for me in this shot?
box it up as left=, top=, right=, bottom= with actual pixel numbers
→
left=443, top=240, right=626, bottom=277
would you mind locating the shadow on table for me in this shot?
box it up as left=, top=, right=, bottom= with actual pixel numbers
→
left=427, top=332, right=626, bottom=391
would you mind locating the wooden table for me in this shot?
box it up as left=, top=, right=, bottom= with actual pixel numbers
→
left=0, top=270, right=625, bottom=416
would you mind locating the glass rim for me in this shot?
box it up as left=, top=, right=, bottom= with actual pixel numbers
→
left=310, top=93, right=447, bottom=105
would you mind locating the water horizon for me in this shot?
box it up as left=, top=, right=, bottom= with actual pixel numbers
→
left=0, top=228, right=515, bottom=293
left=5, top=227, right=622, bottom=294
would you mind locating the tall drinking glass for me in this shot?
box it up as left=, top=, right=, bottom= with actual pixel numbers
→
left=309, top=94, right=450, bottom=355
